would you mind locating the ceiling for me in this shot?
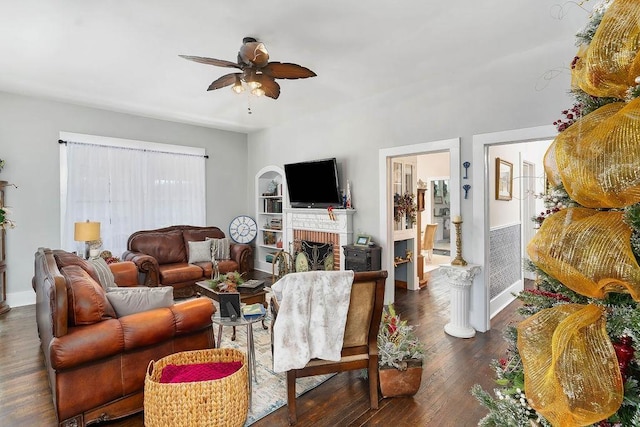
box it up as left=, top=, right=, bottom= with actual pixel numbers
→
left=0, top=1, right=587, bottom=133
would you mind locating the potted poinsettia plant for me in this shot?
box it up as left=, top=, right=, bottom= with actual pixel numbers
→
left=377, top=304, right=425, bottom=397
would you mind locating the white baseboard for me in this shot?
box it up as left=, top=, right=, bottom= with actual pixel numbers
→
left=490, top=279, right=523, bottom=319
left=7, top=290, right=36, bottom=308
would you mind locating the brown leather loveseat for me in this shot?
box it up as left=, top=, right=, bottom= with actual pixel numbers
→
left=33, top=248, right=216, bottom=427
left=122, top=225, right=253, bottom=298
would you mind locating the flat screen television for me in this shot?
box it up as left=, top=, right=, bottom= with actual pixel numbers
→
left=284, top=158, right=342, bottom=208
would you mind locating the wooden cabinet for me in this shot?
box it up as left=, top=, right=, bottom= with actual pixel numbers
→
left=255, top=166, right=287, bottom=273
left=0, top=181, right=9, bottom=315
left=343, top=245, right=381, bottom=272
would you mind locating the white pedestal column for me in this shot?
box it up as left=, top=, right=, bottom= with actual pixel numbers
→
left=437, top=263, right=481, bottom=338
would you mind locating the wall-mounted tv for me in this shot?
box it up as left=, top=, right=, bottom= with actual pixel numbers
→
left=284, top=158, right=342, bottom=208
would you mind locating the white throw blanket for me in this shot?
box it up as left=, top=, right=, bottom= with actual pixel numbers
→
left=272, top=270, right=354, bottom=373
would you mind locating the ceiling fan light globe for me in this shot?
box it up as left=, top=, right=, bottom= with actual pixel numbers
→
left=231, top=83, right=245, bottom=94
left=248, top=80, right=262, bottom=90
left=251, top=87, right=265, bottom=97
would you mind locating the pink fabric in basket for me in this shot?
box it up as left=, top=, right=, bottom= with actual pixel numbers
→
left=159, top=361, right=242, bottom=383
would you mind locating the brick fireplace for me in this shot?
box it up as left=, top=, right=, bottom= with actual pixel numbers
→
left=284, top=208, right=355, bottom=270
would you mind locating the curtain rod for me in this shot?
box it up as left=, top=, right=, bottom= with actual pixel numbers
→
left=58, top=139, right=209, bottom=159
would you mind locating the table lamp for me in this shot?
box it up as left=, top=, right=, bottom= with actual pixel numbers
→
left=74, top=220, right=100, bottom=259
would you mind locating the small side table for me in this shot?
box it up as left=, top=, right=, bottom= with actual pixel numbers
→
left=212, top=313, right=266, bottom=408
left=196, top=281, right=269, bottom=339
left=342, top=244, right=381, bottom=272
left=437, top=263, right=481, bottom=338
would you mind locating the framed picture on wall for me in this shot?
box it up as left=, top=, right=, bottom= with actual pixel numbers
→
left=495, top=157, right=513, bottom=201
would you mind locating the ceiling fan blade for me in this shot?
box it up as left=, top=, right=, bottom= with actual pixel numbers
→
left=261, top=62, right=317, bottom=79
left=207, top=73, right=241, bottom=91
left=255, top=75, right=280, bottom=99
left=179, top=55, right=241, bottom=69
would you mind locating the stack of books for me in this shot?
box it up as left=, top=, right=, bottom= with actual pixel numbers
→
left=242, top=303, right=266, bottom=316
left=237, top=279, right=265, bottom=294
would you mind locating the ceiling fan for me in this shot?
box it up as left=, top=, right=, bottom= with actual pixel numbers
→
left=179, top=37, right=317, bottom=99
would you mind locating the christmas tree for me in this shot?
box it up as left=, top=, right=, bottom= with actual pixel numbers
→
left=472, top=1, right=640, bottom=425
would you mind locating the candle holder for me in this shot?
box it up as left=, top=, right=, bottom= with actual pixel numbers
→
left=451, top=217, right=467, bottom=266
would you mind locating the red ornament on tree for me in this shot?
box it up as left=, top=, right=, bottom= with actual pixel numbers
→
left=613, top=336, right=635, bottom=381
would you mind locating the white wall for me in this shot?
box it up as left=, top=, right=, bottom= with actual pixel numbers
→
left=0, top=91, right=247, bottom=307
left=245, top=8, right=581, bottom=327
left=488, top=144, right=523, bottom=228
left=488, top=140, right=551, bottom=228
left=2, top=2, right=581, bottom=321
left=247, top=31, right=577, bottom=265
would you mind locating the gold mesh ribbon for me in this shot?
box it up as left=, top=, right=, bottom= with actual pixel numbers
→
left=527, top=207, right=640, bottom=300
left=517, top=304, right=623, bottom=426
left=571, top=0, right=640, bottom=99
left=544, top=97, right=640, bottom=208
left=543, top=137, right=562, bottom=188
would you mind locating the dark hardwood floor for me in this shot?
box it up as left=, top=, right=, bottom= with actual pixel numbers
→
left=0, top=272, right=524, bottom=426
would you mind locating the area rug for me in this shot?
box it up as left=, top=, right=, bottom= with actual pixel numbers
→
left=216, top=310, right=335, bottom=426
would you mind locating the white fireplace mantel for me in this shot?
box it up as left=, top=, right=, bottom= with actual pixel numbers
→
left=284, top=208, right=356, bottom=270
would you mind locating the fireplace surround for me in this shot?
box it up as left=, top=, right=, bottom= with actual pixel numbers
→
left=284, top=208, right=355, bottom=270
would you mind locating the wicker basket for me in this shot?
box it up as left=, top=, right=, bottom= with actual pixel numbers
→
left=144, top=348, right=248, bottom=427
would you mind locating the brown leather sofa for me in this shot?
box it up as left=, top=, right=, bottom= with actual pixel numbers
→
left=33, top=248, right=216, bottom=427
left=122, top=225, right=253, bottom=298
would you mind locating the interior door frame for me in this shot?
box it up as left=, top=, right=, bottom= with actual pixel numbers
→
left=471, top=125, right=556, bottom=331
left=521, top=160, right=537, bottom=281
left=378, top=138, right=460, bottom=305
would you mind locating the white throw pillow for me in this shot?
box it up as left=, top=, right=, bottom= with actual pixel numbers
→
left=188, top=240, right=213, bottom=263
left=105, top=286, right=174, bottom=317
left=207, top=237, right=231, bottom=260
left=87, top=257, right=116, bottom=290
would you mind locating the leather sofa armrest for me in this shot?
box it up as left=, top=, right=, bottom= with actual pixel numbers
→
left=170, top=298, right=215, bottom=334
left=119, top=308, right=176, bottom=350
left=109, top=261, right=139, bottom=287
left=122, top=251, right=160, bottom=286
left=229, top=243, right=253, bottom=274
left=50, top=319, right=124, bottom=370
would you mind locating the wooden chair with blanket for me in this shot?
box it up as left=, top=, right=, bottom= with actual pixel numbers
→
left=270, top=270, right=387, bottom=424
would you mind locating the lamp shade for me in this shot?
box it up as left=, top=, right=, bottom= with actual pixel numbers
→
left=74, top=221, right=100, bottom=242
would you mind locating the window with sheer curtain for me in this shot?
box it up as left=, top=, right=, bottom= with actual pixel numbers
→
left=60, top=132, right=206, bottom=257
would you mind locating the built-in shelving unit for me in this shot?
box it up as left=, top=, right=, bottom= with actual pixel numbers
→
left=255, top=166, right=286, bottom=273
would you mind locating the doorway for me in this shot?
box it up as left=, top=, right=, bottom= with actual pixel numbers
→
left=472, top=125, right=556, bottom=332
left=378, top=138, right=460, bottom=305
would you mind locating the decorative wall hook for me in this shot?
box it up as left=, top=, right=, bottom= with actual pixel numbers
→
left=463, top=161, right=471, bottom=179
left=463, top=184, right=471, bottom=199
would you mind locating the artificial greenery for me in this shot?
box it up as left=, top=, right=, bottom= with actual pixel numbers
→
left=377, top=304, right=425, bottom=370
left=393, top=192, right=417, bottom=224
left=207, top=271, right=245, bottom=293
left=0, top=203, right=14, bottom=229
